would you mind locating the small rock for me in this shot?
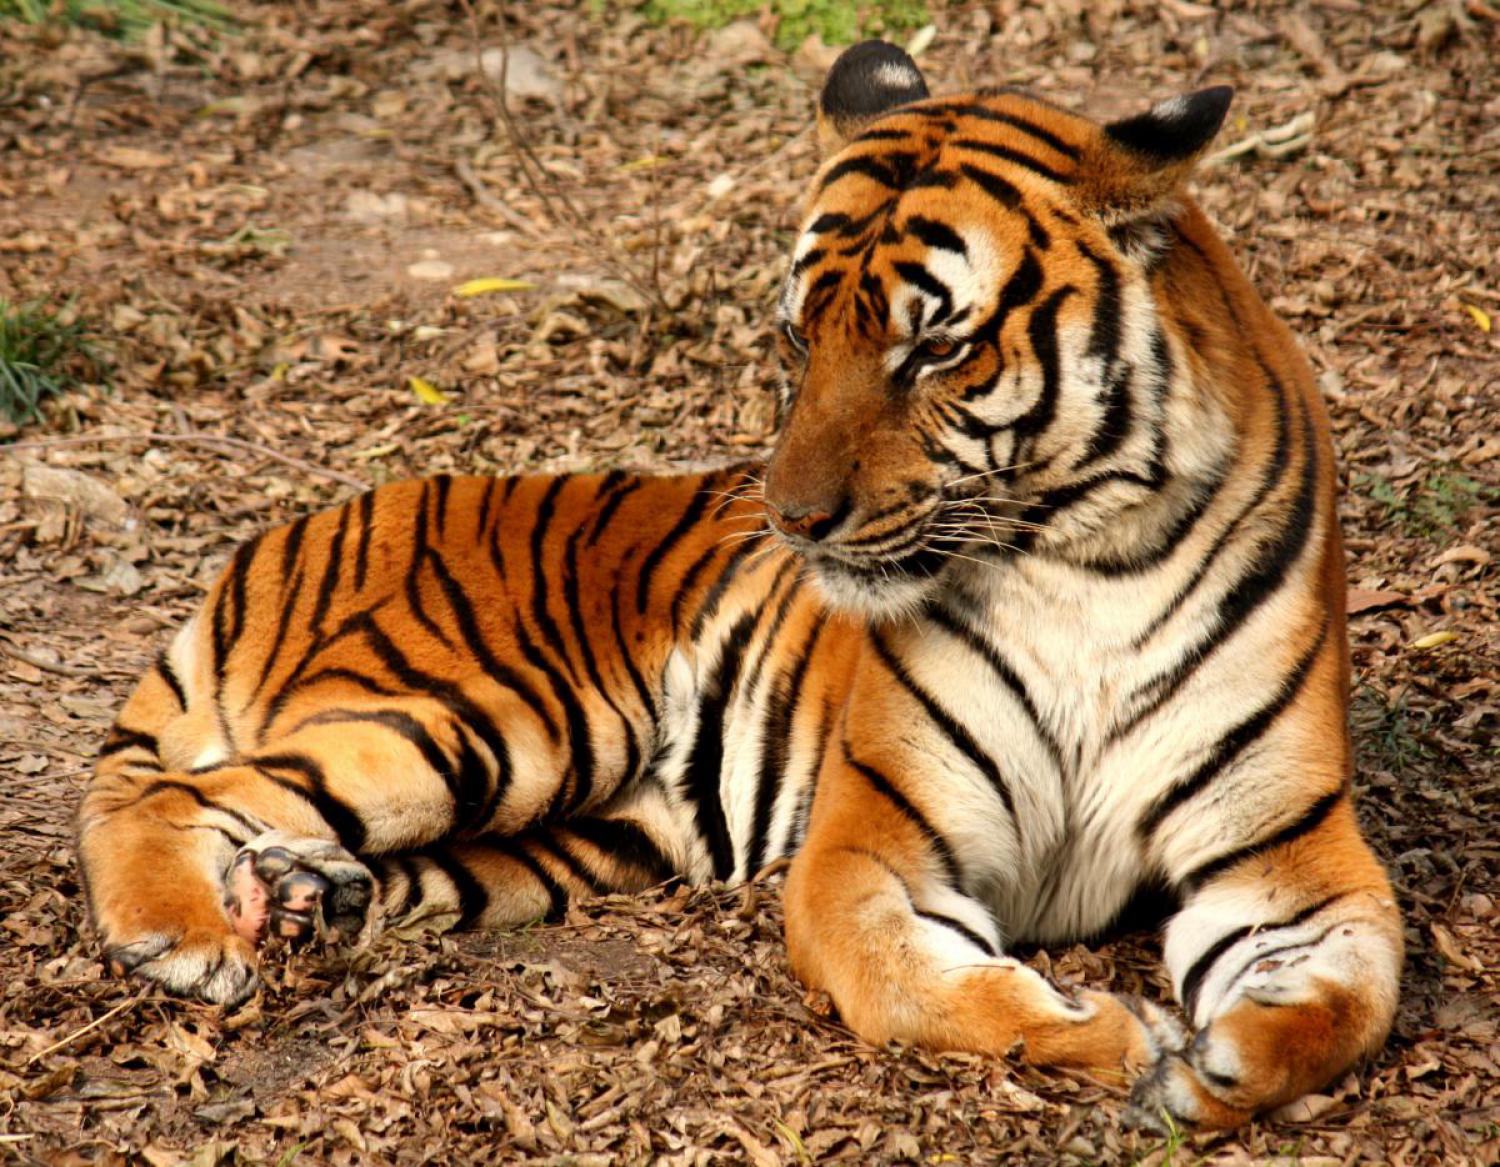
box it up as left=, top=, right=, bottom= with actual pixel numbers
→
left=345, top=190, right=409, bottom=222
left=21, top=463, right=130, bottom=528
left=479, top=45, right=563, bottom=103
left=406, top=259, right=455, bottom=282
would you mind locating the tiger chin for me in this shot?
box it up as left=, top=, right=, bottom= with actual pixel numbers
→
left=77, top=41, right=1401, bottom=1133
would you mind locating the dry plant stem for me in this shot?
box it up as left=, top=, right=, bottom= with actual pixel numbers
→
left=0, top=636, right=95, bottom=678
left=457, top=0, right=671, bottom=317
left=24, top=996, right=141, bottom=1065
left=2, top=433, right=368, bottom=492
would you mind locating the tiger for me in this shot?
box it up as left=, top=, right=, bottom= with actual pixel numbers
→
left=77, top=41, right=1402, bottom=1130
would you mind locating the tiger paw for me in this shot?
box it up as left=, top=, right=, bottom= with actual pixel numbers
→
left=226, top=832, right=374, bottom=947
left=105, top=928, right=260, bottom=1007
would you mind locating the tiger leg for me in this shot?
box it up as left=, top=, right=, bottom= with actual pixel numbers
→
left=370, top=789, right=685, bottom=933
left=785, top=753, right=1183, bottom=1074
left=1128, top=797, right=1402, bottom=1129
left=81, top=676, right=516, bottom=1003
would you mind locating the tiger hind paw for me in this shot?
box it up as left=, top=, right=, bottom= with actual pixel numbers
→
left=226, top=831, right=375, bottom=948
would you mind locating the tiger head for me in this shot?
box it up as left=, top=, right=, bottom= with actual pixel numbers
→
left=765, top=41, right=1234, bottom=618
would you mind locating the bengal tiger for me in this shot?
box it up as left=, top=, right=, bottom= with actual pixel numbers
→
left=78, top=42, right=1402, bottom=1129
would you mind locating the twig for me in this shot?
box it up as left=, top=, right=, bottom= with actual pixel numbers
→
left=0, top=637, right=94, bottom=678
left=25, top=996, right=140, bottom=1066
left=2, top=432, right=368, bottom=492
left=453, top=155, right=539, bottom=236
left=455, top=0, right=671, bottom=317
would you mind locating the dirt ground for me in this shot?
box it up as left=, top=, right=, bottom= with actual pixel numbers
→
left=0, top=1, right=1496, bottom=1163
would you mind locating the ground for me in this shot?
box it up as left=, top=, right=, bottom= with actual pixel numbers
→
left=0, top=1, right=1496, bottom=1164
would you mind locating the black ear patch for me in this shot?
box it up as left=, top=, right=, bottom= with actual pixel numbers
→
left=1104, top=86, right=1234, bottom=161
left=820, top=40, right=930, bottom=124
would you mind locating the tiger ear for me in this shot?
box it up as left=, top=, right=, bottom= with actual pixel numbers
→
left=1078, top=86, right=1233, bottom=241
left=817, top=40, right=930, bottom=157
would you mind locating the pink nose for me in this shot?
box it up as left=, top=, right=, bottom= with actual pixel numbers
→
left=768, top=503, right=838, bottom=542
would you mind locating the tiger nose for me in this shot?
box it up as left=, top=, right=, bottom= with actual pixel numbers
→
left=768, top=501, right=842, bottom=542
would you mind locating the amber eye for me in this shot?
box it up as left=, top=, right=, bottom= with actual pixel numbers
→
left=916, top=336, right=961, bottom=365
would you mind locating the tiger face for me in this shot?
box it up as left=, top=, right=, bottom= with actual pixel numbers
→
left=765, top=43, right=1233, bottom=617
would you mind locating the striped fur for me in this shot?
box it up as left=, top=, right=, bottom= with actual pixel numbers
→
left=77, top=45, right=1401, bottom=1130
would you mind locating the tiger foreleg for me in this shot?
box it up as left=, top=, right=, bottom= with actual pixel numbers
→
left=1129, top=801, right=1402, bottom=1130
left=785, top=798, right=1183, bottom=1076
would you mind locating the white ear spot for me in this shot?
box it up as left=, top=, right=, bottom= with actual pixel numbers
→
left=874, top=60, right=923, bottom=92
left=1149, top=94, right=1193, bottom=124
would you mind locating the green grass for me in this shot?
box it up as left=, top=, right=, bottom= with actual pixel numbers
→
left=632, top=0, right=928, bottom=51
left=0, top=298, right=102, bottom=427
left=1357, top=468, right=1494, bottom=539
left=1353, top=685, right=1431, bottom=771
left=0, top=0, right=233, bottom=40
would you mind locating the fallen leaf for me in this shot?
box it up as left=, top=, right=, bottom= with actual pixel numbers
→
left=1269, top=1093, right=1339, bottom=1123
left=1461, top=303, right=1492, bottom=333
left=1410, top=630, right=1458, bottom=650
left=1347, top=587, right=1407, bottom=615
left=453, top=276, right=537, bottom=297
left=98, top=146, right=172, bottom=170
left=408, top=376, right=448, bottom=405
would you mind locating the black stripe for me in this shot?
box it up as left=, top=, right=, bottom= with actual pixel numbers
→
left=1012, top=286, right=1077, bottom=463
left=566, top=817, right=675, bottom=885
left=671, top=541, right=726, bottom=634
left=291, top=708, right=471, bottom=821
left=476, top=477, right=499, bottom=538
left=1137, top=621, right=1330, bottom=839
left=564, top=509, right=642, bottom=783
left=958, top=162, right=1022, bottom=210
left=155, top=651, right=188, bottom=709
left=407, top=482, right=455, bottom=650
left=212, top=537, right=258, bottom=691
left=529, top=832, right=608, bottom=895
left=953, top=138, right=1073, bottom=184
left=507, top=608, right=593, bottom=815
left=99, top=727, right=158, bottom=757
left=924, top=102, right=1082, bottom=160
left=913, top=908, right=998, bottom=958
left=870, top=631, right=1016, bottom=819
left=1180, top=925, right=1252, bottom=1020
left=636, top=478, right=719, bottom=615
left=353, top=613, right=519, bottom=800
left=479, top=837, right=568, bottom=921
left=529, top=477, right=582, bottom=686
left=419, top=846, right=488, bottom=928
left=904, top=215, right=968, bottom=255
left=132, top=779, right=262, bottom=838
left=970, top=246, right=1043, bottom=352
left=419, top=551, right=560, bottom=743
left=307, top=501, right=350, bottom=635
left=586, top=475, right=642, bottom=549
left=686, top=535, right=768, bottom=642
left=894, top=261, right=953, bottom=326
left=353, top=489, right=375, bottom=592
left=1121, top=408, right=1320, bottom=731
left=682, top=611, right=757, bottom=880
left=842, top=741, right=962, bottom=888
left=1181, top=788, right=1345, bottom=893
left=251, top=753, right=366, bottom=851
left=925, top=603, right=1063, bottom=773
left=432, top=473, right=452, bottom=540
left=747, top=617, right=824, bottom=875
left=610, top=573, right=657, bottom=721
left=1181, top=895, right=1341, bottom=1018
left=1072, top=240, right=1130, bottom=470
left=253, top=561, right=306, bottom=695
